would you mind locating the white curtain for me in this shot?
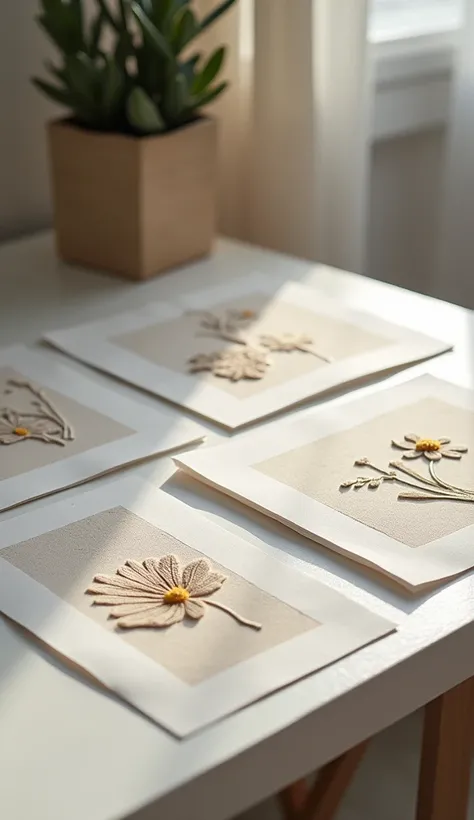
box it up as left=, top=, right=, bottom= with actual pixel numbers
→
left=438, top=0, right=474, bottom=307
left=199, top=0, right=371, bottom=274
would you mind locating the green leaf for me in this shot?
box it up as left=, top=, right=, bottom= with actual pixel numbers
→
left=163, top=71, right=188, bottom=122
left=127, top=87, right=165, bottom=133
left=114, top=30, right=134, bottom=70
left=200, top=0, right=237, bottom=33
left=173, top=8, right=198, bottom=52
left=89, top=9, right=106, bottom=57
left=36, top=11, right=83, bottom=55
left=191, top=46, right=225, bottom=95
left=64, top=53, right=95, bottom=101
left=192, top=80, right=228, bottom=108
left=32, top=77, right=73, bottom=109
left=130, top=2, right=175, bottom=62
left=70, top=0, right=84, bottom=42
left=102, top=58, right=124, bottom=113
left=180, top=53, right=201, bottom=85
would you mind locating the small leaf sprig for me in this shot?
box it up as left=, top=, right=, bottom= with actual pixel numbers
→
left=341, top=436, right=474, bottom=503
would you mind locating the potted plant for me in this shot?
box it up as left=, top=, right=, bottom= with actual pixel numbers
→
left=33, top=0, right=237, bottom=280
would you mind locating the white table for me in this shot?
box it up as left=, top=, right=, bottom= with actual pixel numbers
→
left=1, top=232, right=474, bottom=820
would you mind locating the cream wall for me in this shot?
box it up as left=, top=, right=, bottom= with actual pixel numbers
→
left=367, top=128, right=447, bottom=296
left=0, top=2, right=59, bottom=241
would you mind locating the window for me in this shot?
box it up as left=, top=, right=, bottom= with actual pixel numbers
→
left=369, top=0, right=463, bottom=43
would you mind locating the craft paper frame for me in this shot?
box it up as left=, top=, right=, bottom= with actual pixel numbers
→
left=0, top=345, right=203, bottom=512
left=0, top=476, right=394, bottom=737
left=43, top=273, right=450, bottom=430
left=175, top=375, right=474, bottom=592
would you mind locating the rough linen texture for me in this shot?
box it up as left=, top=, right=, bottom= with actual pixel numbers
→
left=1, top=507, right=318, bottom=685
left=255, top=397, right=474, bottom=548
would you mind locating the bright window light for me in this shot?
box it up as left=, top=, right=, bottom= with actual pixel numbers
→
left=369, top=0, right=464, bottom=43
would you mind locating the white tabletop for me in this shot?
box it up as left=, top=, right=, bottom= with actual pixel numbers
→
left=1, top=232, right=474, bottom=820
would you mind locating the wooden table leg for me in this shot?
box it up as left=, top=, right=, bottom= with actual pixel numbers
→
left=416, top=677, right=474, bottom=820
left=279, top=779, right=309, bottom=820
left=278, top=741, right=368, bottom=820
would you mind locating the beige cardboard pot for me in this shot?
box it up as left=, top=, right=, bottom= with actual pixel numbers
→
left=48, top=117, right=218, bottom=280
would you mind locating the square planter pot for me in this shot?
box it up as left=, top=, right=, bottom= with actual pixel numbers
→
left=48, top=117, right=218, bottom=280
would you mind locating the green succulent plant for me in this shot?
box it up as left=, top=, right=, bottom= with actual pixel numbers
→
left=33, top=0, right=237, bottom=134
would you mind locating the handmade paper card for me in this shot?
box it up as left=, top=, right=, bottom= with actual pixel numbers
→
left=0, top=345, right=203, bottom=512
left=43, top=273, right=450, bottom=430
left=0, top=476, right=394, bottom=736
left=175, top=375, right=474, bottom=592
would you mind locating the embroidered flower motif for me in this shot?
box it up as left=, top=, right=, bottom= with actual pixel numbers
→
left=86, top=554, right=262, bottom=630
left=0, top=380, right=74, bottom=447
left=0, top=411, right=31, bottom=444
left=193, top=309, right=256, bottom=345
left=188, top=348, right=271, bottom=382
left=259, top=334, right=333, bottom=363
left=0, top=409, right=64, bottom=446
left=392, top=434, right=468, bottom=461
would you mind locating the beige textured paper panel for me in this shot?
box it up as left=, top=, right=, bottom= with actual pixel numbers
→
left=113, top=294, right=388, bottom=399
left=2, top=507, right=318, bottom=685
left=0, top=368, right=134, bottom=480
left=255, top=398, right=474, bottom=549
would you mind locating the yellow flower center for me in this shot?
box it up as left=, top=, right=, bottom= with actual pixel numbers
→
left=13, top=427, right=29, bottom=437
left=164, top=586, right=190, bottom=604
left=240, top=309, right=255, bottom=319
left=415, top=438, right=441, bottom=452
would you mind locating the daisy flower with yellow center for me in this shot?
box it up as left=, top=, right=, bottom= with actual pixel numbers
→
left=392, top=434, right=468, bottom=461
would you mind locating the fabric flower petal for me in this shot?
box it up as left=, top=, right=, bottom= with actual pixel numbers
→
left=3, top=410, right=19, bottom=426
left=392, top=440, right=414, bottom=450
left=0, top=434, right=22, bottom=444
left=117, top=603, right=185, bottom=629
left=438, top=438, right=451, bottom=445
left=424, top=451, right=442, bottom=461
left=404, top=434, right=420, bottom=443
left=157, top=554, right=181, bottom=588
left=87, top=583, right=162, bottom=600
left=182, top=559, right=213, bottom=591
left=117, top=561, right=168, bottom=594
left=441, top=450, right=463, bottom=459
left=108, top=602, right=163, bottom=619
left=89, top=594, right=162, bottom=607
left=90, top=573, right=162, bottom=596
left=184, top=599, right=206, bottom=620
left=401, top=450, right=422, bottom=459
left=191, top=572, right=228, bottom=597
left=446, top=444, right=468, bottom=453
left=142, top=557, right=175, bottom=590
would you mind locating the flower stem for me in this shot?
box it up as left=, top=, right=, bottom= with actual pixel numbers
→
left=205, top=600, right=262, bottom=630
left=429, top=461, right=474, bottom=498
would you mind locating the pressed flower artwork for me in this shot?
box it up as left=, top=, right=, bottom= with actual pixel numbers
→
left=188, top=347, right=271, bottom=381
left=341, top=433, right=473, bottom=502
left=176, top=376, right=474, bottom=589
left=0, top=351, right=202, bottom=511
left=0, top=379, right=74, bottom=447
left=1, top=504, right=320, bottom=688
left=87, top=554, right=262, bottom=630
left=48, top=275, right=450, bottom=428
left=187, top=308, right=333, bottom=381
left=0, top=485, right=394, bottom=736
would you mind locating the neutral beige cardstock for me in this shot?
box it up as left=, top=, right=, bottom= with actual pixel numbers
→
left=255, top=397, right=474, bottom=549
left=113, top=293, right=387, bottom=400
left=2, top=506, right=318, bottom=686
left=0, top=367, right=133, bottom=480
